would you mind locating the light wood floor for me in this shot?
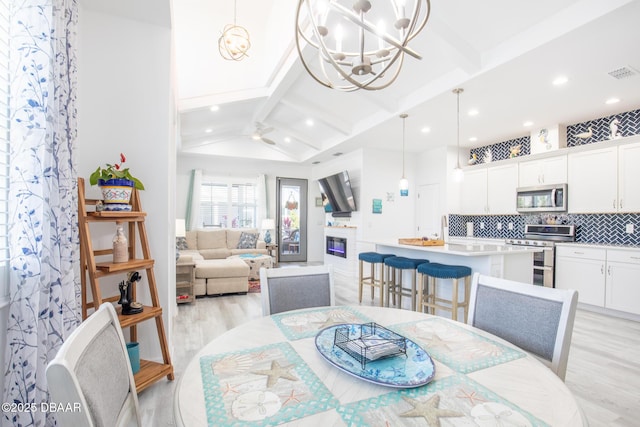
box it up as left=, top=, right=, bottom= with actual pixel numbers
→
left=138, top=272, right=640, bottom=426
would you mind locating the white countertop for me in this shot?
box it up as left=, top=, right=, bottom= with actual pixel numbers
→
left=556, top=242, right=640, bottom=252
left=371, top=240, right=543, bottom=256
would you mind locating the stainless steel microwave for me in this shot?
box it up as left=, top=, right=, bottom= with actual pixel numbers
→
left=516, top=184, right=567, bottom=213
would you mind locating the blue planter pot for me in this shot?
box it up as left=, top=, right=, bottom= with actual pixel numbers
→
left=98, top=178, right=135, bottom=187
left=98, top=178, right=135, bottom=204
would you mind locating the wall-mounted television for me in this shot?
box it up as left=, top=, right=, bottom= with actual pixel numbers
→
left=318, top=170, right=357, bottom=217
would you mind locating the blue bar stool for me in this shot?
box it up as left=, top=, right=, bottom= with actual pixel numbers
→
left=416, top=262, right=472, bottom=322
left=358, top=252, right=394, bottom=306
left=384, top=257, right=429, bottom=311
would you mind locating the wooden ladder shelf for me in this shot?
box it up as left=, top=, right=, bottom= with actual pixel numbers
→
left=77, top=177, right=174, bottom=393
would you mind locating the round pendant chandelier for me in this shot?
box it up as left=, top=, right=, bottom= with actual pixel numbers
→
left=295, top=0, right=431, bottom=91
left=218, top=0, right=251, bottom=61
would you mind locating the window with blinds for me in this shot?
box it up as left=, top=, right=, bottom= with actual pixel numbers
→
left=199, top=180, right=257, bottom=229
left=1, top=0, right=10, bottom=298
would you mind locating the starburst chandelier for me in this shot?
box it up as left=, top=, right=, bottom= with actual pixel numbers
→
left=295, top=0, right=431, bottom=91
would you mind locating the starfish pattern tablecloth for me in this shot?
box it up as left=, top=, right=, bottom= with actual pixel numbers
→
left=175, top=306, right=584, bottom=427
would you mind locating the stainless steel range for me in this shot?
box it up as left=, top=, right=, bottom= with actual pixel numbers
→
left=505, top=224, right=575, bottom=287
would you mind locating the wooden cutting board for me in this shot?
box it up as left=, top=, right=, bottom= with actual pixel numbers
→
left=398, top=238, right=445, bottom=246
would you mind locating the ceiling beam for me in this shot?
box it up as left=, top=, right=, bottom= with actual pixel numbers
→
left=279, top=97, right=352, bottom=136
left=179, top=87, right=269, bottom=112
left=427, top=17, right=482, bottom=75
left=267, top=118, right=322, bottom=151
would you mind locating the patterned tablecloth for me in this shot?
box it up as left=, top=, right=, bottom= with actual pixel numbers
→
left=175, top=306, right=584, bottom=427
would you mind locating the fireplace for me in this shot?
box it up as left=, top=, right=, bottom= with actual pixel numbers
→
left=326, top=236, right=347, bottom=258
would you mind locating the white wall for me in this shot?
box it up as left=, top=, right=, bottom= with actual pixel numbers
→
left=77, top=7, right=174, bottom=361
left=414, top=145, right=465, bottom=229
left=176, top=154, right=326, bottom=262
left=360, top=148, right=416, bottom=242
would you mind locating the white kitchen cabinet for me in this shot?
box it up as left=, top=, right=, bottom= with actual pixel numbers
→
left=460, top=168, right=487, bottom=214
left=568, top=147, right=617, bottom=213
left=557, top=245, right=640, bottom=315
left=555, top=246, right=606, bottom=307
left=617, top=142, right=640, bottom=212
left=605, top=249, right=640, bottom=315
left=568, top=142, right=640, bottom=213
left=487, top=164, right=518, bottom=214
left=460, top=164, right=517, bottom=215
left=518, top=155, right=567, bottom=187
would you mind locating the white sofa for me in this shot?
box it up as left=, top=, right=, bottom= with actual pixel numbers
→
left=177, top=228, right=268, bottom=296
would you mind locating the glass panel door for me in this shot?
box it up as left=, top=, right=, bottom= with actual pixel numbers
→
left=276, top=177, right=307, bottom=262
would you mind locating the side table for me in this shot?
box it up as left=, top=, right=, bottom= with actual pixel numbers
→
left=266, top=243, right=278, bottom=267
left=176, top=261, right=195, bottom=304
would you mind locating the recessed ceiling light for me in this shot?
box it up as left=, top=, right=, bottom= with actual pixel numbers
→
left=468, top=109, right=479, bottom=117
left=284, top=137, right=291, bottom=143
left=421, top=127, right=431, bottom=134
left=210, top=105, right=220, bottom=112
left=605, top=97, right=620, bottom=105
left=552, top=76, right=568, bottom=86
left=469, top=137, right=477, bottom=142
left=205, top=128, right=213, bottom=133
left=306, top=119, right=314, bottom=126
left=523, top=121, right=534, bottom=127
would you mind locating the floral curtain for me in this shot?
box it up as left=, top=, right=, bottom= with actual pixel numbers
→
left=2, top=1, right=80, bottom=426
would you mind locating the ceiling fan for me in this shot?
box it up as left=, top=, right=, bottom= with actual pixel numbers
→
left=249, top=123, right=275, bottom=145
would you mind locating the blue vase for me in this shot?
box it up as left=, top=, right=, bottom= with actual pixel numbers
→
left=126, top=342, right=140, bottom=374
left=264, top=230, right=272, bottom=244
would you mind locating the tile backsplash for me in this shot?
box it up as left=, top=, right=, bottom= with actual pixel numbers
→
left=449, top=213, right=640, bottom=246
left=566, top=109, right=640, bottom=147
left=466, top=107, right=640, bottom=164
left=469, top=136, right=530, bottom=164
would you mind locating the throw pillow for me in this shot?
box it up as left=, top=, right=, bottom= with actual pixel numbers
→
left=176, top=237, right=188, bottom=251
left=237, top=232, right=259, bottom=249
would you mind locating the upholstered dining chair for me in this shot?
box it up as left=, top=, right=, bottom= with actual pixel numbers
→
left=468, top=273, right=578, bottom=381
left=46, top=303, right=141, bottom=427
left=259, top=265, right=335, bottom=316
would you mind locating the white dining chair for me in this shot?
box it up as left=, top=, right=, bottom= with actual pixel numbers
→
left=259, top=265, right=335, bottom=316
left=468, top=273, right=578, bottom=381
left=46, top=303, right=141, bottom=427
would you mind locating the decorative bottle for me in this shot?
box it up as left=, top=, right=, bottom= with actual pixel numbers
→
left=113, top=222, right=128, bottom=263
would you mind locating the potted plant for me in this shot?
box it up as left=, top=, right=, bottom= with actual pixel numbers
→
left=89, top=153, right=145, bottom=205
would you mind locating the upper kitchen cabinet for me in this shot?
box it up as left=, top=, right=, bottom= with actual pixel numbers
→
left=617, top=142, right=640, bottom=212
left=568, top=141, right=640, bottom=213
left=568, top=146, right=617, bottom=213
left=518, top=155, right=567, bottom=187
left=488, top=164, right=518, bottom=214
left=460, top=168, right=487, bottom=215
left=460, top=164, right=518, bottom=215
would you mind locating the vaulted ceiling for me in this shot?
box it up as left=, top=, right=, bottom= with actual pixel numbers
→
left=94, top=1, right=640, bottom=165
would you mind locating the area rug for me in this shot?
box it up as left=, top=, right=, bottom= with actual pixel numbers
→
left=248, top=279, right=260, bottom=293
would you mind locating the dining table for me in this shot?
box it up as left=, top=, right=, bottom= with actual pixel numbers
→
left=174, top=305, right=584, bottom=426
